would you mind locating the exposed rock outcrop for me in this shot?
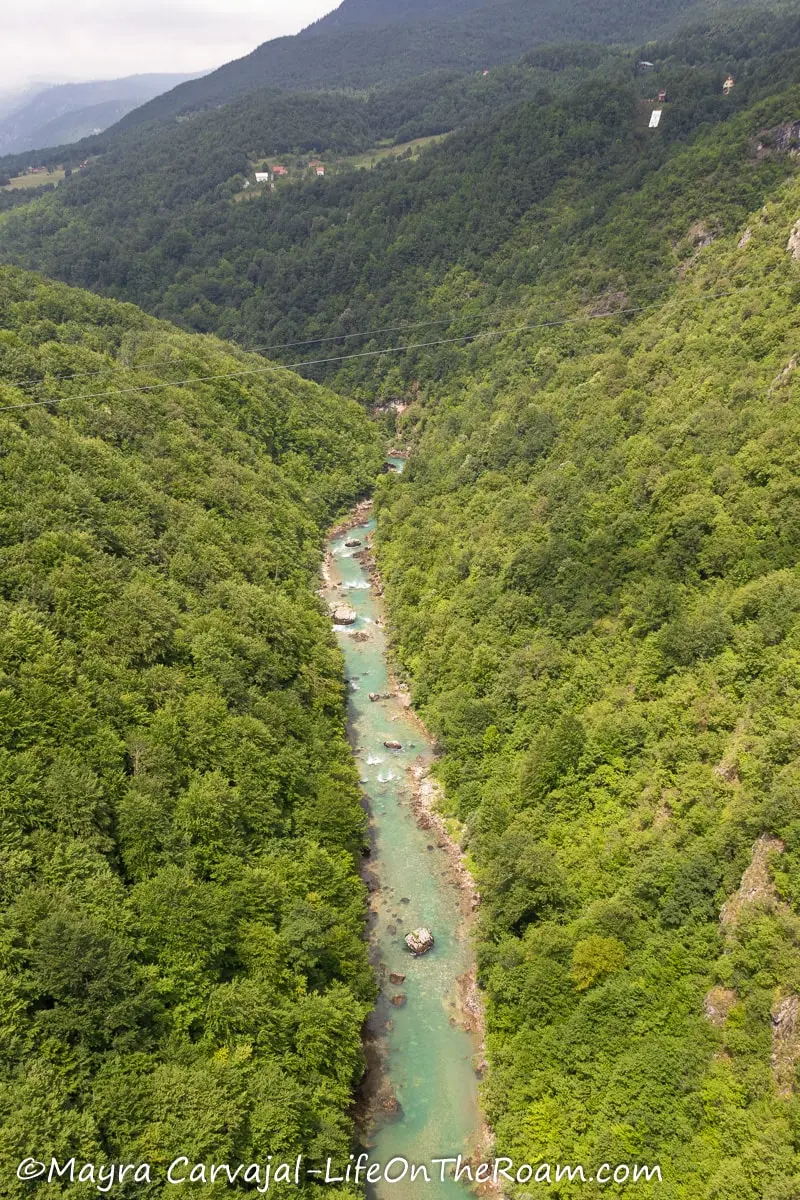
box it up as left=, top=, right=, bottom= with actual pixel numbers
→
left=703, top=986, right=737, bottom=1028
left=720, top=834, right=786, bottom=930
left=687, top=220, right=716, bottom=249
left=774, top=120, right=800, bottom=154
left=405, top=927, right=434, bottom=955
left=787, top=219, right=800, bottom=262
left=332, top=605, right=357, bottom=625
left=772, top=994, right=800, bottom=1098
left=677, top=220, right=718, bottom=277
left=770, top=354, right=799, bottom=394
left=589, top=289, right=629, bottom=317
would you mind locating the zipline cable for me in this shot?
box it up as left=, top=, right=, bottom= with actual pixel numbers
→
left=9, top=312, right=468, bottom=393
left=0, top=286, right=763, bottom=415
left=7, top=278, right=696, bottom=395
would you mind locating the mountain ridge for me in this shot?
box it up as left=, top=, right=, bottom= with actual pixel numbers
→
left=105, top=0, right=771, bottom=132
left=2, top=12, right=796, bottom=397
left=0, top=73, right=205, bottom=155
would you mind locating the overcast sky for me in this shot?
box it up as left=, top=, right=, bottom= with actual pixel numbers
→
left=1, top=0, right=340, bottom=91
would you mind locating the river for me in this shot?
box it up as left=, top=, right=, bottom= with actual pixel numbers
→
left=322, top=469, right=482, bottom=1198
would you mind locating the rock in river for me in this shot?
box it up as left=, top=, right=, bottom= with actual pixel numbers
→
left=344, top=539, right=362, bottom=547
left=389, top=972, right=406, bottom=985
left=332, top=605, right=357, bottom=625
left=405, top=927, right=435, bottom=955
left=391, top=993, right=407, bottom=1007
left=384, top=739, right=402, bottom=750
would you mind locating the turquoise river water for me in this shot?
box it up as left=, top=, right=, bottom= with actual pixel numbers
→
left=323, top=488, right=482, bottom=1199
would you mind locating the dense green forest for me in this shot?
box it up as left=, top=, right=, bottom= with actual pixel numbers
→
left=374, top=148, right=800, bottom=1200
left=2, top=2, right=800, bottom=1195
left=1, top=11, right=799, bottom=395
left=0, top=267, right=382, bottom=1195
left=0, top=46, right=618, bottom=185
left=105, top=0, right=784, bottom=126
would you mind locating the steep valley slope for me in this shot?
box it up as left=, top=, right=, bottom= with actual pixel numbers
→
left=0, top=267, right=382, bottom=1195
left=375, top=169, right=800, bottom=1199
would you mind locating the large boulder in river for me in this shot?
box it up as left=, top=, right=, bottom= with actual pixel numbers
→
left=332, top=605, right=357, bottom=625
left=384, top=739, right=402, bottom=750
left=405, top=927, right=434, bottom=955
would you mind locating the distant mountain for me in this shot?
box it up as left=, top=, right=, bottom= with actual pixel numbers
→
left=308, top=0, right=495, bottom=27
left=3, top=5, right=798, bottom=353
left=0, top=74, right=205, bottom=154
left=0, top=83, right=51, bottom=123
left=110, top=0, right=772, bottom=130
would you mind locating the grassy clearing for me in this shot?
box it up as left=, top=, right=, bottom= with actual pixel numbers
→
left=341, top=132, right=451, bottom=171
left=4, top=170, right=65, bottom=190
left=238, top=132, right=452, bottom=197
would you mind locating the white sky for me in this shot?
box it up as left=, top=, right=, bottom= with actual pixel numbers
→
left=0, top=0, right=340, bottom=89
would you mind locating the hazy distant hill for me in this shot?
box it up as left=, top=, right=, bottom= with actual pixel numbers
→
left=309, top=0, right=497, bottom=26
left=109, top=0, right=774, bottom=130
left=0, top=84, right=51, bottom=124
left=0, top=74, right=204, bottom=154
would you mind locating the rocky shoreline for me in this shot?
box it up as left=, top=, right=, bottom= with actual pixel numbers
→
left=323, top=488, right=496, bottom=1181
left=325, top=500, right=489, bottom=1058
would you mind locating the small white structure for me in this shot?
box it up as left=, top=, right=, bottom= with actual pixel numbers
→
left=254, top=171, right=270, bottom=183
left=649, top=109, right=663, bottom=129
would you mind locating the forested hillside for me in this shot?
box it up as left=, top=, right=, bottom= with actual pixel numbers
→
left=0, top=46, right=612, bottom=189
left=2, top=12, right=799, bottom=390
left=106, top=0, right=779, bottom=124
left=374, top=155, right=800, bottom=1199
left=0, top=267, right=382, bottom=1194
left=1, top=3, right=800, bottom=1194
